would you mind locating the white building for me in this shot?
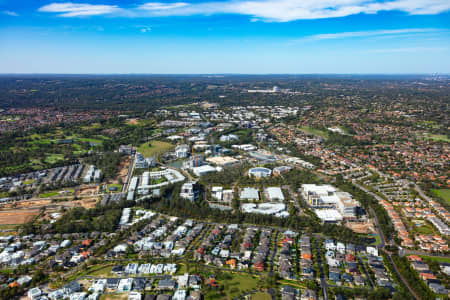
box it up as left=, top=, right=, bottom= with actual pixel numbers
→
left=265, top=187, right=285, bottom=202
left=192, top=165, right=217, bottom=176
left=180, top=182, right=199, bottom=202
left=28, top=287, right=42, bottom=300
left=175, top=145, right=190, bottom=158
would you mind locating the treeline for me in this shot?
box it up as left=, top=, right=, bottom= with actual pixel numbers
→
left=200, top=164, right=322, bottom=191
left=0, top=270, right=47, bottom=300
left=84, top=151, right=122, bottom=179
left=329, top=287, right=392, bottom=300
left=21, top=200, right=135, bottom=234
left=391, top=254, right=436, bottom=300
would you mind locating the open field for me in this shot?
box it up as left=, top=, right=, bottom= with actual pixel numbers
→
left=0, top=210, right=38, bottom=225
left=432, top=189, right=450, bottom=205
left=138, top=140, right=174, bottom=157
left=100, top=293, right=129, bottom=300
left=0, top=197, right=98, bottom=225
left=422, top=133, right=450, bottom=143
left=420, top=255, right=450, bottom=264
left=39, top=191, right=60, bottom=198
left=204, top=273, right=259, bottom=300
left=251, top=292, right=271, bottom=300
left=299, top=126, right=329, bottom=139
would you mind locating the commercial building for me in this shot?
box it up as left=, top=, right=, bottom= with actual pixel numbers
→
left=242, top=203, right=288, bottom=218
left=265, top=187, right=285, bottom=202
left=301, top=184, right=360, bottom=220
left=240, top=187, right=259, bottom=201
left=248, top=167, right=272, bottom=178
left=192, top=165, right=217, bottom=176
left=175, top=145, right=190, bottom=158
left=180, top=182, right=199, bottom=202
left=206, top=156, right=239, bottom=167
left=314, top=209, right=343, bottom=223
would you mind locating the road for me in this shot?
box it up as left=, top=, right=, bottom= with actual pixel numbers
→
left=122, top=155, right=135, bottom=193
left=351, top=180, right=387, bottom=248
left=314, top=238, right=328, bottom=300
left=282, top=185, right=304, bottom=216
left=352, top=180, right=420, bottom=299
left=269, top=230, right=279, bottom=276
left=357, top=256, right=374, bottom=290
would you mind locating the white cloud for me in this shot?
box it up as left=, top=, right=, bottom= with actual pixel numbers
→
left=38, top=2, right=120, bottom=17
left=301, top=28, right=440, bottom=41
left=3, top=10, right=18, bottom=16
left=139, top=2, right=189, bottom=11
left=38, top=0, right=450, bottom=21
left=138, top=26, right=152, bottom=33
left=133, top=0, right=450, bottom=21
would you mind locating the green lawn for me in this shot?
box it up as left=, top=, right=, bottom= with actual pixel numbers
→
left=39, top=191, right=59, bottom=198
left=23, top=179, right=35, bottom=185
left=420, top=255, right=450, bottom=264
left=423, top=133, right=450, bottom=143
left=45, top=153, right=64, bottom=164
left=432, top=189, right=450, bottom=206
left=414, top=223, right=434, bottom=235
left=138, top=140, right=174, bottom=157
left=79, top=137, right=104, bottom=145
left=107, top=184, right=122, bottom=192
left=89, top=265, right=114, bottom=277
left=251, top=292, right=271, bottom=300
left=204, top=273, right=259, bottom=300
left=299, top=126, right=329, bottom=139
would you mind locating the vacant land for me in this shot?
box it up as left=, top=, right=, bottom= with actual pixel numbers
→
left=0, top=210, right=38, bottom=225
left=100, top=293, right=129, bottom=300
left=138, top=140, right=174, bottom=157
left=204, top=273, right=259, bottom=300
left=432, top=189, right=450, bottom=205
left=424, top=134, right=450, bottom=143
left=420, top=255, right=450, bottom=264
left=299, top=126, right=329, bottom=139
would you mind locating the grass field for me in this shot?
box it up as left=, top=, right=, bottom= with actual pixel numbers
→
left=89, top=265, right=114, bottom=277
left=39, top=191, right=59, bottom=198
left=107, top=184, right=122, bottom=192
left=414, top=223, right=434, bottom=235
left=251, top=292, right=271, bottom=300
left=420, top=255, right=450, bottom=264
left=423, top=133, right=450, bottom=143
left=138, top=140, right=174, bottom=157
left=432, top=189, right=450, bottom=206
left=204, top=273, right=259, bottom=300
left=44, top=153, right=64, bottom=164
left=299, top=126, right=329, bottom=139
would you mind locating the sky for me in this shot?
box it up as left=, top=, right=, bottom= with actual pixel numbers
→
left=0, top=0, right=449, bottom=74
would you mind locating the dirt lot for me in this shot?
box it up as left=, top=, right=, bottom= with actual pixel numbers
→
left=0, top=197, right=99, bottom=225
left=345, top=220, right=375, bottom=234
left=78, top=186, right=100, bottom=196
left=110, top=157, right=130, bottom=185
left=0, top=209, right=39, bottom=225
left=126, top=118, right=139, bottom=125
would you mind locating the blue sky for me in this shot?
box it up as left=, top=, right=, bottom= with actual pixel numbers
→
left=0, top=0, right=449, bottom=73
